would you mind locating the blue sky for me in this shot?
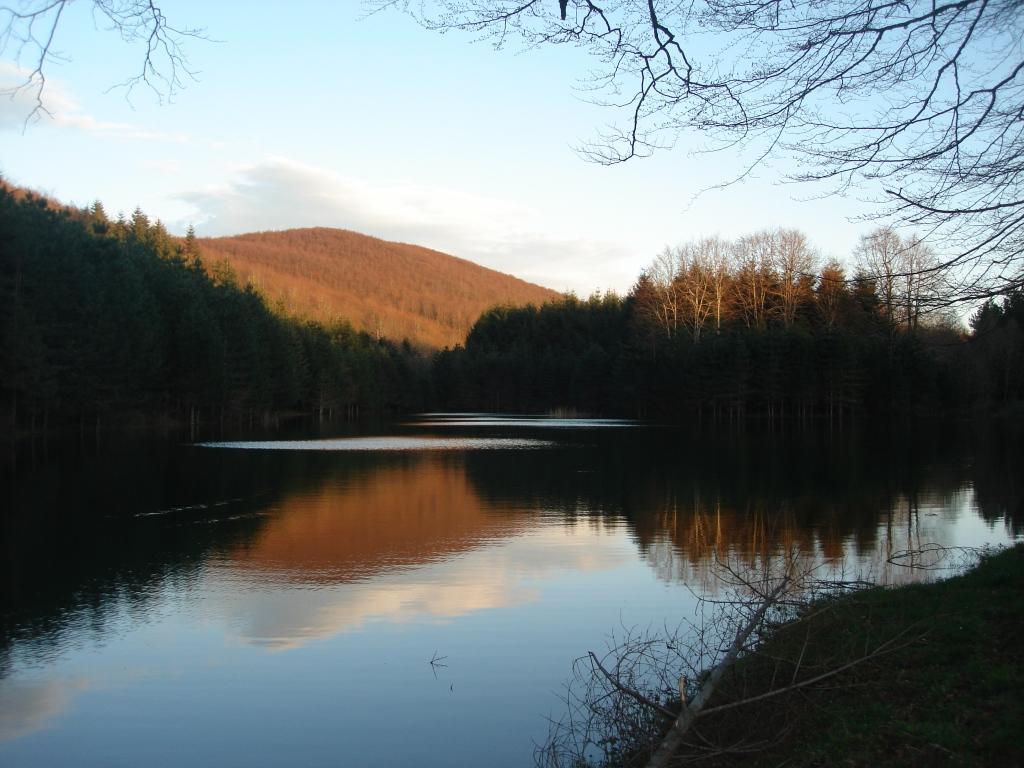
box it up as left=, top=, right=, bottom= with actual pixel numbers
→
left=0, top=1, right=875, bottom=294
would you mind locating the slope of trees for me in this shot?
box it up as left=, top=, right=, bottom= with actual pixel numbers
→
left=197, top=228, right=559, bottom=350
left=0, top=185, right=424, bottom=433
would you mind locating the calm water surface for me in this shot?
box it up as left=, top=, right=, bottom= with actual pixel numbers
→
left=1, top=416, right=1020, bottom=766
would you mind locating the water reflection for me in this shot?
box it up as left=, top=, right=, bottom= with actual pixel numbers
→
left=229, top=458, right=529, bottom=583
left=198, top=436, right=556, bottom=450
left=410, top=415, right=637, bottom=428
left=213, top=521, right=632, bottom=651
left=0, top=421, right=1020, bottom=767
left=0, top=677, right=89, bottom=741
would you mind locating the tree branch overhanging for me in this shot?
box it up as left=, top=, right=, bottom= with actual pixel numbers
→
left=374, top=0, right=1024, bottom=302
left=0, top=0, right=206, bottom=122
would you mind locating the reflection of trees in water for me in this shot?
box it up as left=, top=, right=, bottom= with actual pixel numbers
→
left=637, top=487, right=983, bottom=588
left=463, top=424, right=1013, bottom=584
left=971, top=423, right=1024, bottom=536
left=0, top=443, right=376, bottom=674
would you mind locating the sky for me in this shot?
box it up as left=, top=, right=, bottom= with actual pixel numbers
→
left=0, top=1, right=878, bottom=295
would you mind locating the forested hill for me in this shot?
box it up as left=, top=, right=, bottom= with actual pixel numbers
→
left=197, top=228, right=560, bottom=349
left=0, top=186, right=428, bottom=432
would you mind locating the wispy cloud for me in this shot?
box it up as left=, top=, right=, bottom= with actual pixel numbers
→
left=0, top=62, right=189, bottom=142
left=176, top=157, right=634, bottom=293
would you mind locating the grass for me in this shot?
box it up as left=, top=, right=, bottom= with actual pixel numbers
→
left=678, top=544, right=1024, bottom=767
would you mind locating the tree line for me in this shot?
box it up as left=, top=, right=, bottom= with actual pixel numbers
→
left=432, top=229, right=1024, bottom=422
left=0, top=186, right=423, bottom=434
left=3, top=185, right=1022, bottom=433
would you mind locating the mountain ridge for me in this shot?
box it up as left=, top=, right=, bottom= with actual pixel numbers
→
left=197, top=226, right=561, bottom=349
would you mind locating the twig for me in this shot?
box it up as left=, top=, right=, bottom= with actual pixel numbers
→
left=587, top=650, right=677, bottom=720
left=698, top=623, right=928, bottom=718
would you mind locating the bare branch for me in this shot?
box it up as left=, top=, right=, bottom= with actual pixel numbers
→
left=0, top=0, right=206, bottom=121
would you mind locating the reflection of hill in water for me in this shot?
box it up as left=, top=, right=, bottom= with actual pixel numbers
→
left=231, top=457, right=527, bottom=583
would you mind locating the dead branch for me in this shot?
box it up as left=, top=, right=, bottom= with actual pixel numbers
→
left=588, top=650, right=677, bottom=721
left=696, top=621, right=929, bottom=718
left=644, top=575, right=792, bottom=768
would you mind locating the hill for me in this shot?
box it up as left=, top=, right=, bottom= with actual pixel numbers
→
left=197, top=228, right=561, bottom=349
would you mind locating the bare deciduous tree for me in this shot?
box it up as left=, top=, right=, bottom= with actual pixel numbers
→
left=901, top=236, right=940, bottom=331
left=816, top=260, right=847, bottom=330
left=770, top=229, right=817, bottom=329
left=637, top=246, right=684, bottom=339
left=855, top=227, right=941, bottom=333
left=699, top=236, right=731, bottom=334
left=731, top=232, right=773, bottom=331
left=676, top=242, right=714, bottom=342
left=855, top=227, right=904, bottom=333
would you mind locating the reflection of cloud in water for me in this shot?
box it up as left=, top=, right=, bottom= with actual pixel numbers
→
left=228, top=573, right=537, bottom=652
left=213, top=523, right=628, bottom=651
left=0, top=676, right=89, bottom=741
left=195, top=437, right=555, bottom=451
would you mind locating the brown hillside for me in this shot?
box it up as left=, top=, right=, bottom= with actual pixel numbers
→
left=197, top=228, right=560, bottom=348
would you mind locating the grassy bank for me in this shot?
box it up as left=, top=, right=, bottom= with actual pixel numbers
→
left=676, top=545, right=1024, bottom=767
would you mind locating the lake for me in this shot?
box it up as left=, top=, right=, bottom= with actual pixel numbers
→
left=1, top=416, right=1020, bottom=767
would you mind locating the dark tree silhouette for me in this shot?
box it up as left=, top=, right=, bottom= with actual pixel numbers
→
left=377, top=0, right=1024, bottom=302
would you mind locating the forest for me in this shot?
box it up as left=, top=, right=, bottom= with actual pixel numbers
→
left=2, top=186, right=1023, bottom=434
left=0, top=186, right=423, bottom=433
left=434, top=231, right=1024, bottom=421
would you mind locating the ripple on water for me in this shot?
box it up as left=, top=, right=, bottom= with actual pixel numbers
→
left=193, top=436, right=556, bottom=451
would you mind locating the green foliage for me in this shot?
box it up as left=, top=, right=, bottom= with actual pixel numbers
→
left=696, top=545, right=1024, bottom=768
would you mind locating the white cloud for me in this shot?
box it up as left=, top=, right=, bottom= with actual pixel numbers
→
left=0, top=62, right=189, bottom=142
left=175, top=157, right=635, bottom=293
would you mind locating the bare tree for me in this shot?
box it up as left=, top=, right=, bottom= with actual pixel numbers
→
left=770, top=229, right=817, bottom=329
left=816, top=259, right=847, bottom=330
left=1, top=0, right=204, bottom=120
left=698, top=236, right=731, bottom=334
left=637, top=246, right=684, bottom=339
left=375, top=0, right=1024, bottom=302
left=901, top=235, right=940, bottom=331
left=855, top=226, right=904, bottom=333
left=855, top=227, right=944, bottom=332
left=675, top=242, right=715, bottom=341
left=731, top=232, right=774, bottom=331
